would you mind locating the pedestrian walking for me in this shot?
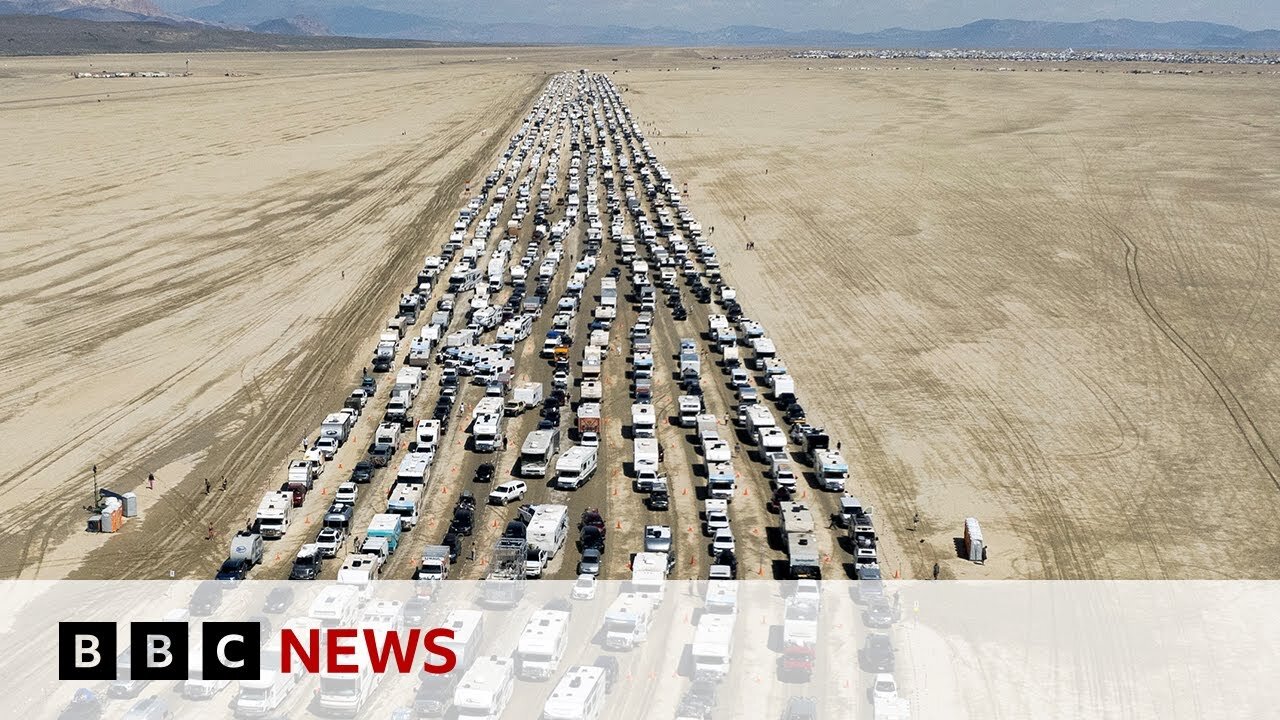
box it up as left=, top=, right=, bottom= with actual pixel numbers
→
left=837, top=441, right=842, bottom=451
left=502, top=436, right=509, bottom=451
left=301, top=438, right=308, bottom=451
left=362, top=366, right=367, bottom=376
left=932, top=562, right=941, bottom=580
left=204, top=478, right=211, bottom=494
left=221, top=477, right=228, bottom=491
left=206, top=524, right=215, bottom=540
left=147, top=473, right=155, bottom=490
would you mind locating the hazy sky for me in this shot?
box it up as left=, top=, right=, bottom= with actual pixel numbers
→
left=157, top=0, right=1279, bottom=31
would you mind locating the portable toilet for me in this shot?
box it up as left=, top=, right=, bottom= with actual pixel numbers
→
left=99, top=499, right=123, bottom=533
left=122, top=492, right=139, bottom=518
left=963, top=517, right=984, bottom=563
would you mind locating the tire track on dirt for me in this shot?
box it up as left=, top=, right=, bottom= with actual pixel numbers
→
left=1114, top=226, right=1280, bottom=490
left=0, top=76, right=545, bottom=579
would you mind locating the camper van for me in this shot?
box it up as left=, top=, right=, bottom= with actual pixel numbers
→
left=520, top=429, right=561, bottom=478
left=541, top=665, right=607, bottom=720
left=554, top=445, right=598, bottom=490
left=527, top=504, right=569, bottom=558
left=603, top=593, right=653, bottom=650
left=453, top=655, right=515, bottom=720
left=516, top=610, right=570, bottom=680
left=235, top=618, right=318, bottom=716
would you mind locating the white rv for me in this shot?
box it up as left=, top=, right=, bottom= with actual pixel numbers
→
left=453, top=655, right=515, bottom=720
left=630, top=402, right=656, bottom=438
left=234, top=618, right=317, bottom=716
left=527, top=504, right=569, bottom=558
left=255, top=491, right=293, bottom=539
left=516, top=609, right=570, bottom=680
left=677, top=395, right=702, bottom=428
left=541, top=665, right=606, bottom=720
left=554, top=445, right=598, bottom=490
left=692, top=613, right=736, bottom=680
left=519, top=429, right=561, bottom=478
left=310, top=584, right=361, bottom=628
left=472, top=412, right=505, bottom=453
left=603, top=593, right=653, bottom=650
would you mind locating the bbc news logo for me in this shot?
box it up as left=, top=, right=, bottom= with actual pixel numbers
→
left=59, top=623, right=457, bottom=680
left=59, top=622, right=260, bottom=681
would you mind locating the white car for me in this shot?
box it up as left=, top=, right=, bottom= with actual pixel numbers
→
left=571, top=574, right=597, bottom=600
left=304, top=447, right=327, bottom=464
left=711, top=528, right=735, bottom=554
left=795, top=579, right=821, bottom=608
left=580, top=432, right=600, bottom=448
left=488, top=480, right=528, bottom=505
left=872, top=673, right=898, bottom=701
left=704, top=510, right=730, bottom=534
left=334, top=483, right=358, bottom=504
left=313, top=436, right=340, bottom=460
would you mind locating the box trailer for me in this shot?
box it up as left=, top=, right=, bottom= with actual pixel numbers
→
left=964, top=517, right=985, bottom=563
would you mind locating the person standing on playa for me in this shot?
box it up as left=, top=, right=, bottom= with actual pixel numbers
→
left=147, top=473, right=155, bottom=490
left=204, top=478, right=211, bottom=495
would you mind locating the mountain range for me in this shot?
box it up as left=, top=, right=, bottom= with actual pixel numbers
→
left=1, top=0, right=1278, bottom=49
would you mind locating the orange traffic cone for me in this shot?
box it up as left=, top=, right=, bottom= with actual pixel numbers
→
left=615, top=520, right=622, bottom=529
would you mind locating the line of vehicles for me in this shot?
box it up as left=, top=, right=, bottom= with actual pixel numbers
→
left=103, top=69, right=912, bottom=720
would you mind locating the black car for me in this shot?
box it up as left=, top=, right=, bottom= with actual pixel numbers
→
left=360, top=375, right=377, bottom=394
left=592, top=655, right=620, bottom=693
left=580, top=525, right=605, bottom=551
left=349, top=460, right=375, bottom=483
left=864, top=600, right=897, bottom=629
left=712, top=548, right=738, bottom=578
left=547, top=389, right=567, bottom=407
left=782, top=697, right=818, bottom=720
left=456, top=490, right=477, bottom=510
left=542, top=407, right=561, bottom=425
left=861, top=633, right=895, bottom=672
left=441, top=532, right=462, bottom=562
left=432, top=404, right=451, bottom=422
left=58, top=690, right=103, bottom=720
left=769, top=484, right=796, bottom=512
left=261, top=586, right=294, bottom=614
left=475, top=463, right=495, bottom=483
left=404, top=595, right=430, bottom=625
left=215, top=558, right=251, bottom=581
left=247, top=615, right=272, bottom=644
left=783, top=403, right=806, bottom=424
left=672, top=307, right=688, bottom=321
left=368, top=443, right=395, bottom=468
left=414, top=672, right=460, bottom=718
left=646, top=488, right=670, bottom=511
left=450, top=507, right=474, bottom=536
left=608, top=267, right=621, bottom=278
left=188, top=581, right=223, bottom=616
left=503, top=520, right=527, bottom=539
